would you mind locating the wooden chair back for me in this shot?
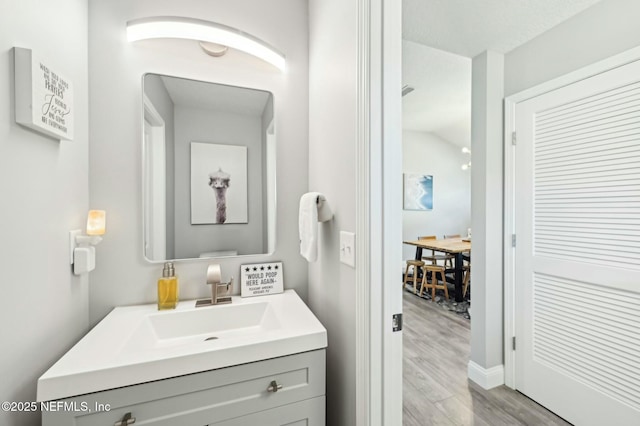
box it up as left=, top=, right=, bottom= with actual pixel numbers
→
left=417, top=235, right=437, bottom=256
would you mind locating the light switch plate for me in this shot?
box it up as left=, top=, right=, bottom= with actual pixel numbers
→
left=340, top=231, right=356, bottom=267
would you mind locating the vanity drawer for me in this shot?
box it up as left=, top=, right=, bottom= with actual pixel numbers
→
left=207, top=395, right=325, bottom=426
left=41, top=349, right=325, bottom=426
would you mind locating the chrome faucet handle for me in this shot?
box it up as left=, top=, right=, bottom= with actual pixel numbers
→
left=224, top=277, right=234, bottom=292
left=214, top=277, right=233, bottom=304
left=213, top=277, right=233, bottom=304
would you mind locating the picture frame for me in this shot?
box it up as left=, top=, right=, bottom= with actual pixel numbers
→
left=190, top=142, right=248, bottom=224
left=403, top=173, right=433, bottom=210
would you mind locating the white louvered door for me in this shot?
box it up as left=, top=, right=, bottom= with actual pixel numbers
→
left=514, top=58, right=640, bottom=426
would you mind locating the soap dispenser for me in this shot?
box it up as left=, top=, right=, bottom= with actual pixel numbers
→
left=158, top=262, right=179, bottom=310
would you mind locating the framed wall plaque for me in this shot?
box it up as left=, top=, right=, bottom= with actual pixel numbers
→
left=14, top=47, right=74, bottom=140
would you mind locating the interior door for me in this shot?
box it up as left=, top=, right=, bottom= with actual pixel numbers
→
left=514, top=58, right=640, bottom=425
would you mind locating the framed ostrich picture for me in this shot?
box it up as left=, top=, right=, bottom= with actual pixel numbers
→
left=190, top=142, right=248, bottom=225
left=403, top=173, right=433, bottom=210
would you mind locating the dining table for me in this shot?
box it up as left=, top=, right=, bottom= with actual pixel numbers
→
left=403, top=237, right=471, bottom=303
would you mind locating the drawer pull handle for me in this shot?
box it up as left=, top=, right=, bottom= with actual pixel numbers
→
left=267, top=380, right=283, bottom=393
left=115, top=412, right=136, bottom=426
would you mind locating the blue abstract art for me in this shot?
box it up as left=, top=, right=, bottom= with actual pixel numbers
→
left=403, top=173, right=433, bottom=210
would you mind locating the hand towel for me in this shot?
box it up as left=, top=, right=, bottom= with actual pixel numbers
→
left=317, top=195, right=333, bottom=223
left=299, top=192, right=332, bottom=262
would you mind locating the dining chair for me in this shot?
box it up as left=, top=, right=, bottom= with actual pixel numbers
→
left=418, top=235, right=454, bottom=266
left=420, top=264, right=449, bottom=301
left=441, top=234, right=461, bottom=268
left=462, top=264, right=470, bottom=298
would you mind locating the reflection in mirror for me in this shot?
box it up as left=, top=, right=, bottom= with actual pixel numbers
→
left=143, top=74, right=276, bottom=262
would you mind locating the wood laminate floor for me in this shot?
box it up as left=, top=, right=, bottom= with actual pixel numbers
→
left=402, top=290, right=572, bottom=426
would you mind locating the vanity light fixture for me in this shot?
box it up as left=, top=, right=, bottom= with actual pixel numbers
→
left=126, top=17, right=286, bottom=71
left=199, top=41, right=229, bottom=57
left=70, top=210, right=106, bottom=275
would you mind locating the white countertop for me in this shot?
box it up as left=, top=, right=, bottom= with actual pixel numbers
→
left=37, top=290, right=327, bottom=401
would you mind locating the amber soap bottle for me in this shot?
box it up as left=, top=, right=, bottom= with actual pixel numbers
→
left=158, top=262, right=178, bottom=310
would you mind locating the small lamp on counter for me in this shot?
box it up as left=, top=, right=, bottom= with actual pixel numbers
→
left=70, top=210, right=106, bottom=275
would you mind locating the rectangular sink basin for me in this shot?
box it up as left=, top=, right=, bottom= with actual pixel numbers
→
left=37, top=290, right=326, bottom=402
left=126, top=301, right=282, bottom=351
left=151, top=302, right=277, bottom=340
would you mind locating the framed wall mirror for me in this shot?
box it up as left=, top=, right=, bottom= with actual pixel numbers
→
left=142, top=74, right=276, bottom=262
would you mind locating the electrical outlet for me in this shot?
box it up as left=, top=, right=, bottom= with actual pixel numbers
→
left=340, top=231, right=356, bottom=267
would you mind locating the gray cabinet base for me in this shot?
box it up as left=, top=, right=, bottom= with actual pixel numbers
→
left=42, top=350, right=326, bottom=426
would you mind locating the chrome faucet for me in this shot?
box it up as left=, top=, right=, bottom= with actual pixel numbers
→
left=196, top=264, right=233, bottom=307
left=210, top=277, right=233, bottom=305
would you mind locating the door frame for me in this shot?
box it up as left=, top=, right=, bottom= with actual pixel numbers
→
left=503, top=45, right=640, bottom=389
left=355, top=0, right=403, bottom=424
left=142, top=94, right=166, bottom=262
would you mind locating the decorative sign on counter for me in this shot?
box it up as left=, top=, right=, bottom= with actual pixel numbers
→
left=14, top=47, right=74, bottom=140
left=240, top=262, right=284, bottom=297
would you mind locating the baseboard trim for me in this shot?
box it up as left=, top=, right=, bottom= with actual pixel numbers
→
left=467, top=361, right=504, bottom=390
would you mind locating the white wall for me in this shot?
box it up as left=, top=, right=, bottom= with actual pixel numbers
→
left=173, top=106, right=265, bottom=258
left=88, top=0, right=309, bottom=325
left=505, top=0, right=640, bottom=96
left=402, top=131, right=471, bottom=261
left=469, top=50, right=505, bottom=378
left=308, top=0, right=357, bottom=424
left=0, top=1, right=89, bottom=425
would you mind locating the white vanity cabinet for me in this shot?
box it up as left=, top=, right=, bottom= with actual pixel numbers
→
left=41, top=349, right=325, bottom=426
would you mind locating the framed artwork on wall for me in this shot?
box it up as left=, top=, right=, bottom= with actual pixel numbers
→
left=14, top=47, right=74, bottom=140
left=403, top=173, right=433, bottom=210
left=190, top=142, right=248, bottom=224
